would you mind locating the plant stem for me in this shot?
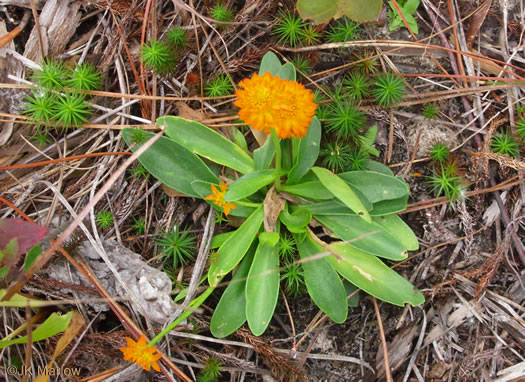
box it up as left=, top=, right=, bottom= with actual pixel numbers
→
left=270, top=128, right=282, bottom=192
left=235, top=200, right=262, bottom=208
left=149, top=284, right=216, bottom=346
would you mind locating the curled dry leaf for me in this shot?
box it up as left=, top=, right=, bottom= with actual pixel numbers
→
left=263, top=186, right=285, bottom=232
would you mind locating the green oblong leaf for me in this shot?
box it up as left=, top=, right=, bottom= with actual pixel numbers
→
left=363, top=160, right=394, bottom=175
left=225, top=170, right=276, bottom=202
left=297, top=0, right=382, bottom=24
left=287, top=117, right=321, bottom=185
left=302, top=197, right=404, bottom=216
left=278, top=62, right=296, bottom=81
left=122, top=129, right=218, bottom=198
left=259, top=51, right=282, bottom=76
left=208, top=206, right=264, bottom=286
left=245, top=232, right=280, bottom=336
left=0, top=310, right=73, bottom=348
left=295, top=231, right=348, bottom=323
left=233, top=128, right=249, bottom=152
left=282, top=181, right=333, bottom=200
left=370, top=195, right=408, bottom=215
left=24, top=244, right=42, bottom=271
left=210, top=231, right=235, bottom=249
left=340, top=0, right=383, bottom=22
left=210, top=244, right=256, bottom=338
left=160, top=116, right=255, bottom=174
left=326, top=242, right=424, bottom=307
left=373, top=214, right=419, bottom=251
left=301, top=200, right=354, bottom=215
left=280, top=205, right=312, bottom=233
left=254, top=137, right=275, bottom=170
left=339, top=171, right=409, bottom=203
left=297, top=0, right=339, bottom=24
left=312, top=167, right=372, bottom=223
left=315, top=214, right=408, bottom=261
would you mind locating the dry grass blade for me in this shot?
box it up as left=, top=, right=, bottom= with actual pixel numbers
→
left=2, top=129, right=164, bottom=301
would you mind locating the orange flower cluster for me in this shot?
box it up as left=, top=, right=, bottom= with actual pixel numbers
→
left=205, top=182, right=237, bottom=216
left=234, top=72, right=317, bottom=139
left=120, top=336, right=162, bottom=372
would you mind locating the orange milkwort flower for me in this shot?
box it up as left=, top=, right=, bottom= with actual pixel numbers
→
left=205, top=182, right=237, bottom=216
left=120, top=335, right=162, bottom=372
left=234, top=72, right=317, bottom=139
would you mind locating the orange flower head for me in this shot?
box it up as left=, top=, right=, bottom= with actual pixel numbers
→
left=273, top=80, right=318, bottom=139
left=120, top=336, right=162, bottom=372
left=234, top=72, right=317, bottom=139
left=205, top=182, right=237, bottom=216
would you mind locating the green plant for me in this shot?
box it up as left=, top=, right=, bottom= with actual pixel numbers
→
left=331, top=84, right=347, bottom=102
left=96, top=210, right=114, bottom=229
left=197, top=356, right=223, bottom=382
left=291, top=55, right=312, bottom=76
left=131, top=217, right=146, bottom=235
left=313, top=89, right=329, bottom=119
left=128, top=163, right=149, bottom=179
left=326, top=17, right=361, bottom=43
left=30, top=131, right=52, bottom=147
left=53, top=92, right=92, bottom=128
left=166, top=27, right=188, bottom=48
left=273, top=11, right=306, bottom=47
left=33, top=58, right=66, bottom=89
left=129, top=128, right=149, bottom=145
left=428, top=142, right=449, bottom=164
left=343, top=72, right=371, bottom=102
left=326, top=100, right=366, bottom=142
left=347, top=148, right=369, bottom=171
left=302, top=24, right=321, bottom=46
left=25, top=59, right=99, bottom=130
left=372, top=72, right=406, bottom=107
left=215, top=211, right=229, bottom=225
left=155, top=226, right=196, bottom=268
left=141, top=40, right=176, bottom=74
left=388, top=0, right=420, bottom=34
left=422, top=103, right=439, bottom=119
left=353, top=51, right=379, bottom=75
left=122, top=52, right=423, bottom=342
left=313, top=88, right=328, bottom=104
left=359, top=126, right=379, bottom=156
left=210, top=3, right=234, bottom=27
left=23, top=91, right=57, bottom=128
left=427, top=164, right=465, bottom=202
left=490, top=131, right=520, bottom=157
left=315, top=103, right=329, bottom=120
left=515, top=117, right=525, bottom=141
left=320, top=141, right=351, bottom=172
left=278, top=234, right=296, bottom=260
left=67, top=62, right=101, bottom=91
left=204, top=74, right=234, bottom=97
left=280, top=258, right=305, bottom=297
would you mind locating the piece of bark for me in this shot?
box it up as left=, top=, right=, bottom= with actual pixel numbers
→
left=0, top=0, right=43, bottom=8
left=48, top=240, right=178, bottom=324
left=23, top=0, right=81, bottom=61
left=263, top=186, right=285, bottom=232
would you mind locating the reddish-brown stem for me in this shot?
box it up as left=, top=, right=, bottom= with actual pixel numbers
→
left=0, top=152, right=131, bottom=171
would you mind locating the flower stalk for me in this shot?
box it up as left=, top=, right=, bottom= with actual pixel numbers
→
left=270, top=128, right=282, bottom=192
left=149, top=284, right=218, bottom=346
